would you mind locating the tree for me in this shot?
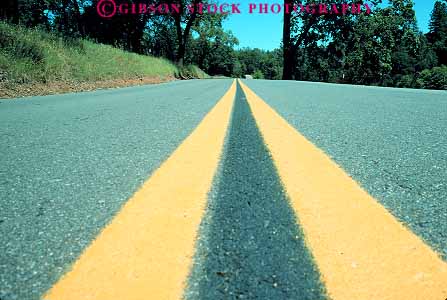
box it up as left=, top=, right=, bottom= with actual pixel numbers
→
left=282, top=1, right=319, bottom=80
left=282, top=0, right=293, bottom=79
left=280, top=0, right=433, bottom=87
left=169, top=0, right=201, bottom=65
left=188, top=14, right=238, bottom=76
left=146, top=16, right=178, bottom=60
left=17, top=0, right=50, bottom=28
left=81, top=0, right=153, bottom=53
left=0, top=0, right=19, bottom=23
left=281, top=0, right=377, bottom=80
left=233, top=48, right=282, bottom=79
left=339, top=1, right=422, bottom=86
left=420, top=65, right=447, bottom=89
left=427, top=1, right=447, bottom=65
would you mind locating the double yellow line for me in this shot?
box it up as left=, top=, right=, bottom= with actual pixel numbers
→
left=44, top=81, right=236, bottom=300
left=239, top=80, right=447, bottom=300
left=45, top=80, right=446, bottom=300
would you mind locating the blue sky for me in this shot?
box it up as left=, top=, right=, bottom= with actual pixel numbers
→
left=223, top=0, right=437, bottom=50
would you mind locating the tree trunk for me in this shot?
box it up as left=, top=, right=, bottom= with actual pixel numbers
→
left=173, top=0, right=199, bottom=65
left=1, top=0, right=19, bottom=23
left=283, top=11, right=317, bottom=80
left=174, top=13, right=184, bottom=66
left=282, top=0, right=293, bottom=80
left=177, top=39, right=186, bottom=66
left=72, top=0, right=84, bottom=36
left=63, top=0, right=69, bottom=32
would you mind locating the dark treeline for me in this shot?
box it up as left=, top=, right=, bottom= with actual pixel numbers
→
left=0, top=0, right=239, bottom=76
left=1, top=0, right=446, bottom=89
left=229, top=0, right=447, bottom=90
left=281, top=0, right=447, bottom=89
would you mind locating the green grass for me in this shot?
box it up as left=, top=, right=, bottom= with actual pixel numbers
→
left=176, top=65, right=210, bottom=79
left=0, top=22, right=207, bottom=85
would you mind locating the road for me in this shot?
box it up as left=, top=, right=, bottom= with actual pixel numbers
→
left=243, top=79, right=447, bottom=259
left=0, top=79, right=446, bottom=300
left=0, top=80, right=233, bottom=300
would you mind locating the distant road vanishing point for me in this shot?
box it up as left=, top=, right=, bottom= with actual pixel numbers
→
left=1, top=79, right=446, bottom=300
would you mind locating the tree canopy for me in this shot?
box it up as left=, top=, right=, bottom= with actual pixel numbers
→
left=1, top=0, right=446, bottom=89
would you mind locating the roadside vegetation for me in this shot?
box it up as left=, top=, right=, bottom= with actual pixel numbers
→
left=236, top=0, right=446, bottom=90
left=0, top=22, right=208, bottom=98
left=279, top=0, right=447, bottom=90
left=0, top=0, right=446, bottom=94
left=0, top=22, right=179, bottom=83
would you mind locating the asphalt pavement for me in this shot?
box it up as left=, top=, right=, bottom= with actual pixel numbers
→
left=0, top=79, right=232, bottom=300
left=242, top=79, right=447, bottom=260
left=1, top=79, right=446, bottom=300
left=185, top=84, right=325, bottom=300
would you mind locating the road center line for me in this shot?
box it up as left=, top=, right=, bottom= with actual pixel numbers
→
left=239, top=79, right=447, bottom=300
left=185, top=83, right=326, bottom=299
left=44, top=80, right=236, bottom=300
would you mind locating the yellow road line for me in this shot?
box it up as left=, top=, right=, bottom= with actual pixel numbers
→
left=239, top=80, right=447, bottom=300
left=44, top=80, right=236, bottom=300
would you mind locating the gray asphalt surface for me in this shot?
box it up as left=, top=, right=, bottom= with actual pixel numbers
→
left=185, top=84, right=325, bottom=300
left=2, top=78, right=446, bottom=300
left=0, top=79, right=233, bottom=300
left=242, top=79, right=447, bottom=260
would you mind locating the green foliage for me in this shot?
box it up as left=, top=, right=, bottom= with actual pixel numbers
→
left=0, top=22, right=184, bottom=84
left=336, top=1, right=421, bottom=86
left=1, top=0, right=233, bottom=77
left=2, top=0, right=446, bottom=90
left=283, top=0, right=446, bottom=89
left=253, top=70, right=264, bottom=79
left=187, top=16, right=238, bottom=77
left=427, top=1, right=447, bottom=65
left=176, top=65, right=210, bottom=79
left=234, top=48, right=282, bottom=79
left=420, top=66, right=447, bottom=90
left=232, top=60, right=244, bottom=78
left=395, top=74, right=415, bottom=88
left=0, top=23, right=46, bottom=63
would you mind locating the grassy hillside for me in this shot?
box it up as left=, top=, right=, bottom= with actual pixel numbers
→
left=0, top=22, right=208, bottom=97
